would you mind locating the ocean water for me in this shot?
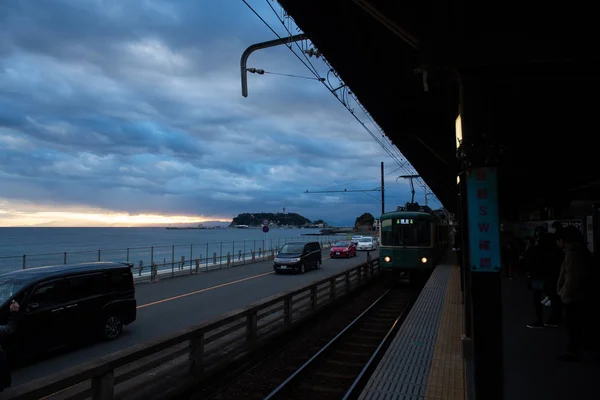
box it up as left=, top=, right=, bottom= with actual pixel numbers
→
left=0, top=227, right=343, bottom=273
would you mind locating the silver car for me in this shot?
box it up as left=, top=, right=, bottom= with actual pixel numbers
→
left=357, top=237, right=377, bottom=251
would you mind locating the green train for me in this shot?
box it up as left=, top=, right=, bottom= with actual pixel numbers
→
left=378, top=203, right=450, bottom=280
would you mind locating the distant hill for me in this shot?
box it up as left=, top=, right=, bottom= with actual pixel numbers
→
left=230, top=212, right=312, bottom=227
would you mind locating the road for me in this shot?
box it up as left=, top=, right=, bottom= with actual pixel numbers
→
left=12, top=249, right=378, bottom=386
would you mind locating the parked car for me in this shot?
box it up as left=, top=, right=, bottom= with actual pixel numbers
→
left=350, top=235, right=362, bottom=245
left=0, top=261, right=137, bottom=363
left=357, top=236, right=378, bottom=251
left=330, top=241, right=357, bottom=258
left=273, top=241, right=322, bottom=274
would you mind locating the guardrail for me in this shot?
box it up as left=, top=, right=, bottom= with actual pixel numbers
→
left=4, top=259, right=381, bottom=400
left=0, top=235, right=342, bottom=279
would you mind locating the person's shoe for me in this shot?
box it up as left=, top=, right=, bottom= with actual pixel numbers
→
left=527, top=321, right=545, bottom=329
left=544, top=318, right=560, bottom=327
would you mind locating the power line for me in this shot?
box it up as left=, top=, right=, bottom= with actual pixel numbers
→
left=241, top=1, right=435, bottom=199
left=263, top=71, right=322, bottom=80
left=241, top=0, right=407, bottom=170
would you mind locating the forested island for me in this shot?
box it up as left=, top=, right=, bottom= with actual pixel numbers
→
left=229, top=212, right=327, bottom=228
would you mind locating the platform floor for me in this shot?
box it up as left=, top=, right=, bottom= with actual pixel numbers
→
left=502, top=278, right=600, bottom=400
left=358, top=264, right=465, bottom=400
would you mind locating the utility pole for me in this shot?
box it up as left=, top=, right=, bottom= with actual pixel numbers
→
left=381, top=161, right=385, bottom=214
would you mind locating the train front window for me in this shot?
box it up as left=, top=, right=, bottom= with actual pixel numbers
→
left=381, top=218, right=431, bottom=246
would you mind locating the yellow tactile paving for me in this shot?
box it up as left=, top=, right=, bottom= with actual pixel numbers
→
left=424, top=264, right=465, bottom=400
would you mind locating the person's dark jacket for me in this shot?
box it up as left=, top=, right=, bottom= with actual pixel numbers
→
left=525, top=234, right=563, bottom=282
left=0, top=308, right=20, bottom=391
left=557, top=242, right=592, bottom=304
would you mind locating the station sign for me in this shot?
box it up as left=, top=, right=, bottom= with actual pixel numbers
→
left=466, top=167, right=501, bottom=272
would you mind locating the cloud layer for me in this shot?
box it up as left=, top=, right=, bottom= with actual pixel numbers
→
left=0, top=0, right=435, bottom=226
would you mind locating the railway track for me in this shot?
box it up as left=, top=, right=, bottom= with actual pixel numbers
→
left=262, top=287, right=416, bottom=400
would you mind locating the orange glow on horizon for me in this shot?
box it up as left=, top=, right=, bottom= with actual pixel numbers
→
left=0, top=199, right=229, bottom=227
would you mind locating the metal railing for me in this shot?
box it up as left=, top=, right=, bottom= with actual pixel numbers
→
left=3, top=259, right=380, bottom=400
left=0, top=235, right=342, bottom=277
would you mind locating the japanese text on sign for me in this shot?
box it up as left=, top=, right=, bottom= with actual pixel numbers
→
left=467, top=167, right=501, bottom=272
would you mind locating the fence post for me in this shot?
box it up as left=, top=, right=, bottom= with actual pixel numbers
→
left=196, top=259, right=200, bottom=273
left=232, top=242, right=235, bottom=266
left=213, top=252, right=217, bottom=265
left=238, top=249, right=242, bottom=261
left=91, top=371, right=114, bottom=400
left=22, top=255, right=26, bottom=270
left=64, top=252, right=67, bottom=264
left=227, top=252, right=231, bottom=267
left=152, top=263, right=157, bottom=281
left=180, top=256, right=185, bottom=271
left=345, top=271, right=351, bottom=293
left=189, top=332, right=205, bottom=375
left=205, top=243, right=209, bottom=269
left=151, top=246, right=154, bottom=268
left=243, top=241, right=246, bottom=265
left=246, top=313, right=258, bottom=348
left=171, top=245, right=175, bottom=271
left=190, top=244, right=193, bottom=268
left=127, top=248, right=130, bottom=262
left=251, top=250, right=255, bottom=262
left=219, top=242, right=222, bottom=268
left=98, top=249, right=101, bottom=261
left=138, top=261, right=143, bottom=277
left=330, top=277, right=336, bottom=300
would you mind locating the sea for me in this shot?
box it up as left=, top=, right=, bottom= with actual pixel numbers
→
left=0, top=227, right=342, bottom=274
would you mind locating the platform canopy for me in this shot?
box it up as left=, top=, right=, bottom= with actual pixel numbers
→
left=278, top=0, right=600, bottom=216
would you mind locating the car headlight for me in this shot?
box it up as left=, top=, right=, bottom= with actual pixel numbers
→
left=384, top=256, right=391, bottom=262
left=274, top=258, right=282, bottom=263
left=293, top=257, right=301, bottom=262
left=421, top=257, right=428, bottom=263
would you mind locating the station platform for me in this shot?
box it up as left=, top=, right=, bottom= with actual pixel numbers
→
left=502, top=277, right=600, bottom=400
left=358, top=259, right=600, bottom=400
left=358, top=263, right=465, bottom=400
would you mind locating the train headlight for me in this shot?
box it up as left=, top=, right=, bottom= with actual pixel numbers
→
left=384, top=256, right=391, bottom=262
left=420, top=257, right=428, bottom=264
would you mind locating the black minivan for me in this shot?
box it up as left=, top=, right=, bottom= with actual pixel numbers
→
left=273, top=241, right=322, bottom=274
left=0, top=262, right=136, bottom=361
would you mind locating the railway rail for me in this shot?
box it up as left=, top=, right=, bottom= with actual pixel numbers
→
left=261, top=287, right=415, bottom=399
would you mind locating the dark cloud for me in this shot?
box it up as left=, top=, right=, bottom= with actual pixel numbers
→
left=0, top=0, right=437, bottom=226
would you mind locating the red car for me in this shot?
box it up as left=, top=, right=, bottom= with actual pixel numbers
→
left=330, top=241, right=357, bottom=258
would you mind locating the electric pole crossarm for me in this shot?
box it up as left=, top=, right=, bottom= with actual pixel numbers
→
left=241, top=34, right=307, bottom=97
left=304, top=189, right=381, bottom=194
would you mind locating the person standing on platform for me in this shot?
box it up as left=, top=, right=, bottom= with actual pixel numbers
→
left=556, top=226, right=592, bottom=361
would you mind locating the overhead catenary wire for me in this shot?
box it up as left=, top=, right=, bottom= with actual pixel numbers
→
left=242, top=0, right=406, bottom=169
left=262, top=1, right=435, bottom=191
left=262, top=71, right=323, bottom=81
left=242, top=0, right=435, bottom=201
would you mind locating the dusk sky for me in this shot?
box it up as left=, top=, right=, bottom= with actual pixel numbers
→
left=0, top=0, right=439, bottom=227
